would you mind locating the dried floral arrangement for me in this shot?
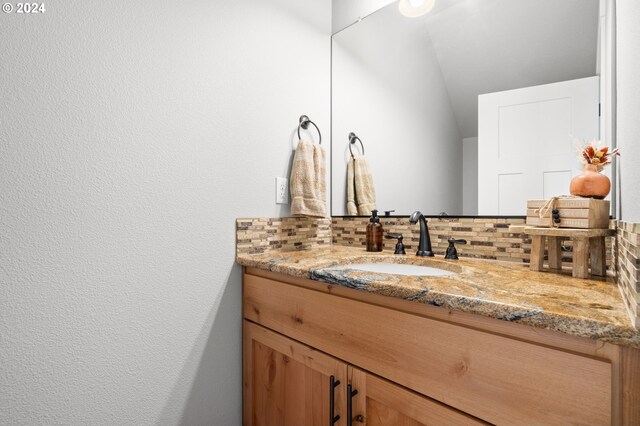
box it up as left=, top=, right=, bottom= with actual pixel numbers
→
left=576, top=139, right=620, bottom=171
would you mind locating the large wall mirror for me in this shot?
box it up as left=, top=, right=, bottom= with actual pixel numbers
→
left=331, top=0, right=614, bottom=217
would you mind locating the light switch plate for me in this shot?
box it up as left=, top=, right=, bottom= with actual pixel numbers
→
left=276, top=177, right=289, bottom=204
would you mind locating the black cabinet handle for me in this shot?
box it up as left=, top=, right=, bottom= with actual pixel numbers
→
left=330, top=375, right=341, bottom=425
left=347, top=384, right=359, bottom=426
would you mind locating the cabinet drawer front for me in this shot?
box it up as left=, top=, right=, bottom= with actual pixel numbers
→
left=244, top=273, right=612, bottom=425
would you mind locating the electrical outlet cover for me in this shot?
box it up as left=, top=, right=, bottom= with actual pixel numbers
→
left=276, top=177, right=289, bottom=204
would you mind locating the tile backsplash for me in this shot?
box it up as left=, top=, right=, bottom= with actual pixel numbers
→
left=236, top=217, right=331, bottom=255
left=331, top=216, right=613, bottom=267
left=235, top=215, right=615, bottom=266
left=616, top=221, right=640, bottom=327
left=332, top=217, right=531, bottom=262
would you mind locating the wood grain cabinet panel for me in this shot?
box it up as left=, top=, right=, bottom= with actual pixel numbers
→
left=243, top=321, right=348, bottom=426
left=348, top=367, right=487, bottom=426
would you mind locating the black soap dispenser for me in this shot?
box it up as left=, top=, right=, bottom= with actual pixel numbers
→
left=366, top=210, right=383, bottom=252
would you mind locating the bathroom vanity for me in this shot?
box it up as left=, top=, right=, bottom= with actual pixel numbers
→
left=238, top=247, right=640, bottom=426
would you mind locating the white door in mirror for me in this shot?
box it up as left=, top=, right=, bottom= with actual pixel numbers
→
left=478, top=76, right=600, bottom=215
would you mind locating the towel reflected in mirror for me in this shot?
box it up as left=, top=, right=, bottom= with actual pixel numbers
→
left=347, top=155, right=376, bottom=216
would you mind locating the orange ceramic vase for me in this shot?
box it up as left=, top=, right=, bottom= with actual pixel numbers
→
left=569, top=164, right=611, bottom=199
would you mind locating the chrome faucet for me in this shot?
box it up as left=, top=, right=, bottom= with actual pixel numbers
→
left=409, top=211, right=434, bottom=257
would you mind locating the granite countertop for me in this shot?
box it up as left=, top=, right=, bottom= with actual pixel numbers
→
left=236, top=246, right=640, bottom=348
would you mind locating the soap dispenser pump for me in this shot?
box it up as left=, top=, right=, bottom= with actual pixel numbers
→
left=366, top=210, right=383, bottom=252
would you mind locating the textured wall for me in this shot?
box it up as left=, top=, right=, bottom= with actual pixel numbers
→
left=617, top=0, right=640, bottom=222
left=0, top=1, right=330, bottom=425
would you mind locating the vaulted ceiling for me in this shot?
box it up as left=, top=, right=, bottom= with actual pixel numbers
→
left=334, top=0, right=600, bottom=139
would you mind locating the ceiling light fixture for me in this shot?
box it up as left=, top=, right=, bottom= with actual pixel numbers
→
left=398, top=0, right=436, bottom=17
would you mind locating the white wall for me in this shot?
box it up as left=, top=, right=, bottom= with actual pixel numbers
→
left=462, top=137, right=479, bottom=215
left=617, top=0, right=640, bottom=222
left=332, top=0, right=395, bottom=34
left=0, top=1, right=331, bottom=424
left=332, top=4, right=463, bottom=216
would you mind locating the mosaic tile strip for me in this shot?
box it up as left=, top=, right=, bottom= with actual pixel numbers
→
left=616, top=221, right=640, bottom=327
left=332, top=217, right=529, bottom=262
left=234, top=215, right=614, bottom=270
left=236, top=217, right=331, bottom=255
left=331, top=217, right=613, bottom=267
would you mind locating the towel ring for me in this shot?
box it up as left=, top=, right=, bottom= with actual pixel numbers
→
left=348, top=132, right=364, bottom=158
left=297, top=115, right=322, bottom=144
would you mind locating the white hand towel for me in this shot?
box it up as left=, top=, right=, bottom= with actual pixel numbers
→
left=347, top=154, right=376, bottom=216
left=290, top=139, right=327, bottom=217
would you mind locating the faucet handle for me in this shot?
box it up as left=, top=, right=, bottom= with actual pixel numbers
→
left=445, top=238, right=467, bottom=260
left=383, top=210, right=395, bottom=217
left=448, top=238, right=467, bottom=245
left=385, top=233, right=406, bottom=255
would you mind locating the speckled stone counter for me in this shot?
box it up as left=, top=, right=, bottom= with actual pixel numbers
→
left=236, top=245, right=640, bottom=348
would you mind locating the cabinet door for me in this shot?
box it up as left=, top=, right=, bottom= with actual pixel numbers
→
left=348, top=367, right=487, bottom=426
left=243, top=321, right=348, bottom=426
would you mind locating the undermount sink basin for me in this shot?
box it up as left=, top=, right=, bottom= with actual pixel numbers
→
left=337, top=262, right=456, bottom=277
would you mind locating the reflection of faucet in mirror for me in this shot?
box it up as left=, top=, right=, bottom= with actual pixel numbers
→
left=409, top=211, right=434, bottom=257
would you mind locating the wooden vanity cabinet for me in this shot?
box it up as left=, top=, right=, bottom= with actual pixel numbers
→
left=242, top=267, right=640, bottom=425
left=243, top=321, right=482, bottom=426
left=243, top=321, right=347, bottom=426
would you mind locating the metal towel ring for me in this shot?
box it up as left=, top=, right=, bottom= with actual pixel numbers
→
left=348, top=132, right=364, bottom=158
left=297, top=115, right=322, bottom=144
